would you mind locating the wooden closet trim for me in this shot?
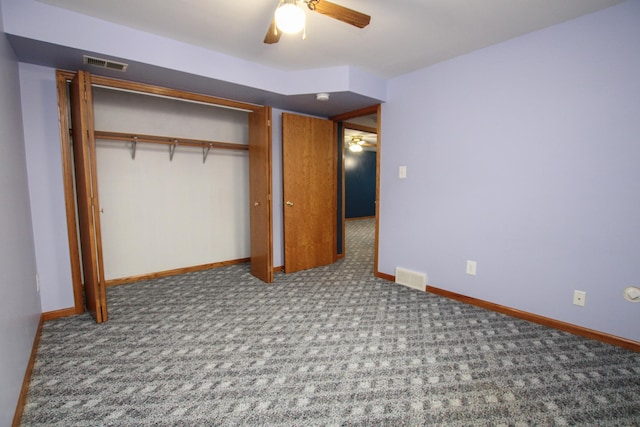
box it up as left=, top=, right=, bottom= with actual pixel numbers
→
left=89, top=75, right=262, bottom=112
left=57, top=70, right=85, bottom=314
left=56, top=70, right=265, bottom=316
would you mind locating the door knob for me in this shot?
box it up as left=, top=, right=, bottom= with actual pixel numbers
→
left=286, top=201, right=294, bottom=207
left=254, top=202, right=260, bottom=207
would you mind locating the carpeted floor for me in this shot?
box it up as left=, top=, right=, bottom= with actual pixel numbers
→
left=21, top=218, right=640, bottom=426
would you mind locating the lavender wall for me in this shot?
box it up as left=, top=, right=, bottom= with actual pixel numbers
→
left=19, top=63, right=75, bottom=312
left=379, top=1, right=640, bottom=341
left=0, top=5, right=41, bottom=424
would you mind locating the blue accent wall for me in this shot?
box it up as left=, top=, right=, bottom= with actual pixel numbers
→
left=345, top=150, right=376, bottom=218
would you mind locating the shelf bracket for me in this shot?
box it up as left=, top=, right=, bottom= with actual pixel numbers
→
left=129, top=136, right=138, bottom=160
left=203, top=143, right=212, bottom=164
left=169, top=139, right=178, bottom=161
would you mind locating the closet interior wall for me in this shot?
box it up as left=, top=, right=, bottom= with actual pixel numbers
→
left=90, top=87, right=250, bottom=281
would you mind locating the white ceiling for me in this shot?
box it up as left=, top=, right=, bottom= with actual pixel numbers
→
left=34, top=0, right=624, bottom=79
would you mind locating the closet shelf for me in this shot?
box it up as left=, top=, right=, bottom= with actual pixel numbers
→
left=93, top=130, right=247, bottom=163
left=93, top=130, right=248, bottom=151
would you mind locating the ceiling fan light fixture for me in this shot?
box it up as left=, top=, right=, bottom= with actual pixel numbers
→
left=348, top=143, right=363, bottom=153
left=275, top=1, right=306, bottom=34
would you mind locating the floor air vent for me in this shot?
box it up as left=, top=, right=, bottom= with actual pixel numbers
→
left=395, top=267, right=426, bottom=291
left=83, top=55, right=128, bottom=72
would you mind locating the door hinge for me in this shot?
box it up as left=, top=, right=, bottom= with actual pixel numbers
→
left=267, top=120, right=271, bottom=127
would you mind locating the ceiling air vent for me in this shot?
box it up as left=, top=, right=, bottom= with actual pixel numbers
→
left=83, top=55, right=128, bottom=72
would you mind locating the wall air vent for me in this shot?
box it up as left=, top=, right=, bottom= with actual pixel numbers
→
left=395, top=267, right=427, bottom=292
left=83, top=55, right=128, bottom=72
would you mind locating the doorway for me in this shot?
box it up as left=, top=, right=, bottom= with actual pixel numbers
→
left=331, top=105, right=381, bottom=276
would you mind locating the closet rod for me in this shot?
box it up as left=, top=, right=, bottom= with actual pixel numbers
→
left=93, top=130, right=248, bottom=151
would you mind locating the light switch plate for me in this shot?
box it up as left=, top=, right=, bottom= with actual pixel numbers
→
left=466, top=260, right=477, bottom=276
left=399, top=166, right=407, bottom=179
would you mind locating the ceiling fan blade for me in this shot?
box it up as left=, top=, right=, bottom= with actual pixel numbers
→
left=264, top=18, right=281, bottom=44
left=312, top=1, right=371, bottom=28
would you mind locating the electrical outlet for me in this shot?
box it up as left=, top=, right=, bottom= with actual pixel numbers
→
left=466, top=260, right=477, bottom=276
left=573, top=290, right=586, bottom=307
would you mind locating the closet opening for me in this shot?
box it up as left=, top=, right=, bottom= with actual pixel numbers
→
left=56, top=70, right=273, bottom=323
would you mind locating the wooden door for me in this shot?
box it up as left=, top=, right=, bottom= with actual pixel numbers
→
left=70, top=71, right=108, bottom=323
left=282, top=113, right=336, bottom=273
left=248, top=106, right=274, bottom=283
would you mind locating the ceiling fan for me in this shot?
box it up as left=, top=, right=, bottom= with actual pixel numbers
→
left=264, top=0, right=371, bottom=44
left=345, top=133, right=377, bottom=152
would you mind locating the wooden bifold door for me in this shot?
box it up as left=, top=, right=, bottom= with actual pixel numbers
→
left=248, top=106, right=274, bottom=283
left=70, top=71, right=108, bottom=323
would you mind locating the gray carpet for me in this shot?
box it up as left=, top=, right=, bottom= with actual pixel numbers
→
left=22, top=219, right=640, bottom=426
